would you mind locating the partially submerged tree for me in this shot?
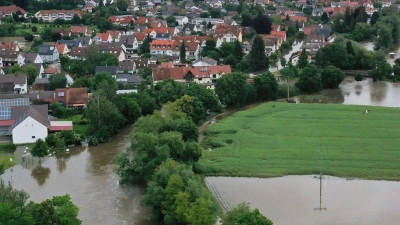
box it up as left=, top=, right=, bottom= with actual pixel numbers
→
left=31, top=139, right=49, bottom=165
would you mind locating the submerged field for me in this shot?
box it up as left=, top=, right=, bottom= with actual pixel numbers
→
left=198, top=102, right=400, bottom=180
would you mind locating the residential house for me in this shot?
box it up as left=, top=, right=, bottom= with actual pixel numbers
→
left=145, top=8, right=158, bottom=17
left=145, top=27, right=170, bottom=39
left=173, top=35, right=222, bottom=48
left=115, top=74, right=144, bottom=85
left=108, top=15, right=133, bottom=27
left=22, top=63, right=44, bottom=78
left=192, top=57, right=218, bottom=66
left=136, top=58, right=150, bottom=70
left=70, top=26, right=88, bottom=36
left=155, top=33, right=171, bottom=40
left=99, top=46, right=126, bottom=61
left=94, top=33, right=113, bottom=44
left=10, top=105, right=50, bottom=144
left=150, top=40, right=200, bottom=60
left=77, top=37, right=93, bottom=46
left=134, top=33, right=146, bottom=46
left=56, top=43, right=69, bottom=55
left=304, top=33, right=325, bottom=56
left=214, top=24, right=242, bottom=42
left=134, top=17, right=148, bottom=25
left=119, top=35, right=139, bottom=57
left=152, top=65, right=231, bottom=89
left=95, top=66, right=118, bottom=77
left=37, top=45, right=59, bottom=63
left=0, top=41, right=19, bottom=52
left=118, top=60, right=136, bottom=74
left=192, top=18, right=225, bottom=27
left=106, top=30, right=125, bottom=42
left=0, top=50, right=20, bottom=67
left=0, top=74, right=28, bottom=94
left=32, top=78, right=49, bottom=90
left=35, top=10, right=85, bottom=22
left=148, top=18, right=167, bottom=28
left=68, top=47, right=86, bottom=60
left=174, top=16, right=189, bottom=25
left=55, top=87, right=88, bottom=107
left=0, top=5, right=27, bottom=18
left=43, top=67, right=60, bottom=78
left=182, top=24, right=198, bottom=35
left=22, top=52, right=43, bottom=64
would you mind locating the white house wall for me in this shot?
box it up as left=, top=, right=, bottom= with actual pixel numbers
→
left=12, top=116, right=48, bottom=144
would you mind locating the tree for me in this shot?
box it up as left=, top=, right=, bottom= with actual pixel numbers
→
left=200, top=12, right=209, bottom=18
left=138, top=68, right=152, bottom=80
left=186, top=83, right=219, bottom=110
left=241, top=13, right=253, bottom=27
left=297, top=48, right=309, bottom=69
left=316, top=42, right=353, bottom=69
left=370, top=11, right=379, bottom=25
left=320, top=65, right=345, bottom=88
left=166, top=16, right=177, bottom=27
left=52, top=32, right=62, bottom=42
left=235, top=208, right=273, bottom=225
left=321, top=12, right=329, bottom=23
left=280, top=57, right=287, bottom=68
left=253, top=72, right=278, bottom=101
left=224, top=54, right=237, bottom=66
left=139, top=35, right=152, bottom=54
left=233, top=40, right=243, bottom=61
left=31, top=26, right=37, bottom=33
left=27, top=195, right=81, bottom=225
left=252, top=13, right=272, bottom=34
left=166, top=95, right=207, bottom=125
left=54, top=18, right=65, bottom=25
left=248, top=35, right=268, bottom=71
left=13, top=0, right=29, bottom=9
left=180, top=41, right=186, bottom=63
left=100, top=53, right=119, bottom=66
left=375, top=26, right=393, bottom=49
left=295, top=64, right=321, bottom=93
left=209, top=8, right=221, bottom=18
left=25, top=65, right=38, bottom=85
left=97, top=17, right=113, bottom=31
left=116, top=0, right=129, bottom=11
left=82, top=13, right=92, bottom=25
left=49, top=74, right=67, bottom=90
left=41, top=27, right=53, bottom=41
left=71, top=14, right=81, bottom=25
left=25, top=34, right=34, bottom=42
left=215, top=72, right=249, bottom=107
left=31, top=139, right=48, bottom=165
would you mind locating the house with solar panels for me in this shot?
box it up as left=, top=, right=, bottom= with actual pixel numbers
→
left=0, top=98, right=73, bottom=144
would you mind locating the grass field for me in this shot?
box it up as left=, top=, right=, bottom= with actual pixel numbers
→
left=60, top=114, right=89, bottom=137
left=198, top=102, right=400, bottom=180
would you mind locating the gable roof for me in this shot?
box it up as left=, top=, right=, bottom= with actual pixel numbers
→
left=70, top=26, right=87, bottom=33
left=0, top=74, right=27, bottom=85
left=118, top=60, right=135, bottom=71
left=55, top=87, right=88, bottom=105
left=23, top=52, right=39, bottom=63
left=134, top=17, right=148, bottom=24
left=95, top=66, right=118, bottom=75
left=0, top=5, right=26, bottom=15
left=37, top=45, right=57, bottom=55
left=11, top=105, right=49, bottom=130
left=56, top=39, right=81, bottom=49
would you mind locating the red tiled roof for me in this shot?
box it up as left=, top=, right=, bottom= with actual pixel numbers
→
left=97, top=33, right=111, bottom=41
left=0, top=5, right=26, bottom=15
left=134, top=33, right=146, bottom=41
left=49, top=126, right=73, bottom=131
left=70, top=26, right=87, bottom=33
left=44, top=67, right=58, bottom=74
left=55, top=87, right=88, bottom=105
left=55, top=43, right=67, bottom=54
left=134, top=17, right=148, bottom=24
left=0, top=120, right=15, bottom=126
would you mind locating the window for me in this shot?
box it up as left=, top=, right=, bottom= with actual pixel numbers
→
left=32, top=136, right=35, bottom=139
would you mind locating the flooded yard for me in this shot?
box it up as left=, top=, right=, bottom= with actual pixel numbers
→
left=206, top=176, right=400, bottom=225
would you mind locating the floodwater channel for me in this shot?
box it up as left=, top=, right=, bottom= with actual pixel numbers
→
left=1, top=127, right=151, bottom=225
left=206, top=176, right=400, bottom=225
left=1, top=76, right=400, bottom=224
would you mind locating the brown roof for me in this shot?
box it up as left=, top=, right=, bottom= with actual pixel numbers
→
left=44, top=67, right=59, bottom=74
left=0, top=74, right=27, bottom=84
left=69, top=47, right=86, bottom=57
left=55, top=87, right=88, bottom=105
left=152, top=67, right=186, bottom=81
left=70, top=26, right=87, bottom=34
left=134, top=17, right=148, bottom=24
left=0, top=42, right=18, bottom=51
left=0, top=5, right=26, bottom=15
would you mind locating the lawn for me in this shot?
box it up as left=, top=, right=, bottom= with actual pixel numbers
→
left=198, top=102, right=400, bottom=180
left=59, top=114, right=89, bottom=137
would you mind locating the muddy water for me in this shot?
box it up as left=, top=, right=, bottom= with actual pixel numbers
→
left=1, top=127, right=151, bottom=225
left=294, top=76, right=400, bottom=107
left=206, top=176, right=400, bottom=225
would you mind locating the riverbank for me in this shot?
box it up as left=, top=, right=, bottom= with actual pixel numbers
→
left=197, top=102, right=400, bottom=180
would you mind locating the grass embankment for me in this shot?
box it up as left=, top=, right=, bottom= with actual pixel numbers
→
left=0, top=143, right=17, bottom=170
left=198, top=102, right=400, bottom=180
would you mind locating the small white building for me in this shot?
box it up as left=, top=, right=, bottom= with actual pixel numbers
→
left=37, top=45, right=59, bottom=63
left=12, top=112, right=48, bottom=144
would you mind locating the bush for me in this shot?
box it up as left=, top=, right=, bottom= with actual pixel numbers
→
left=45, top=133, right=57, bottom=147
left=355, top=73, right=363, bottom=81
left=55, top=138, right=65, bottom=150
left=277, top=83, right=299, bottom=99
left=0, top=143, right=16, bottom=152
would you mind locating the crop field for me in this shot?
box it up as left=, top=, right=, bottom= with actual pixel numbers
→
left=198, top=102, right=400, bottom=180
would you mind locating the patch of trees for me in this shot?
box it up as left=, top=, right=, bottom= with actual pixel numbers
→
left=0, top=180, right=81, bottom=225
left=223, top=203, right=273, bottom=225
left=215, top=71, right=278, bottom=107
left=241, top=13, right=272, bottom=34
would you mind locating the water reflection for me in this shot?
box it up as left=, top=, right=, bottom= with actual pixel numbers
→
left=1, top=127, right=152, bottom=225
left=31, top=166, right=51, bottom=186
left=295, top=77, right=400, bottom=107
left=206, top=176, right=400, bottom=225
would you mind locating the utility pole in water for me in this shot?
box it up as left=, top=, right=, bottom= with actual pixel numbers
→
left=314, top=149, right=327, bottom=211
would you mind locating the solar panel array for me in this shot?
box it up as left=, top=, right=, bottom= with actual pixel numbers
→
left=0, top=98, right=30, bottom=107
left=0, top=107, right=11, bottom=120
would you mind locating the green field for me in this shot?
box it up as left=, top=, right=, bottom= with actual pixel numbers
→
left=198, top=102, right=400, bottom=180
left=60, top=114, right=89, bottom=137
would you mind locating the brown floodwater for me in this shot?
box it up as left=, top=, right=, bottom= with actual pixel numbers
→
left=206, top=176, right=400, bottom=225
left=294, top=76, right=400, bottom=107
left=1, top=127, right=151, bottom=225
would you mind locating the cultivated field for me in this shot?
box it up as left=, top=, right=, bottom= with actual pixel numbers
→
left=198, top=102, right=400, bottom=180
